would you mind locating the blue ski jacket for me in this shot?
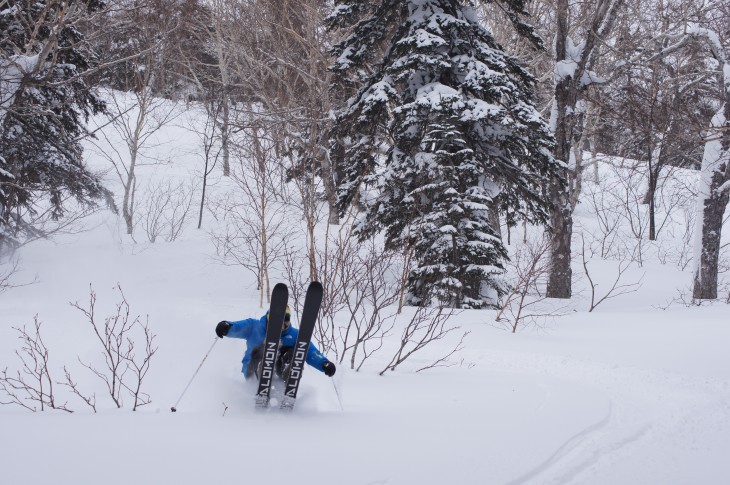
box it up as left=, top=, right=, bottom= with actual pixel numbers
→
left=226, top=314, right=329, bottom=378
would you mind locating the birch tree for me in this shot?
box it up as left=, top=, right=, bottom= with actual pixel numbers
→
left=684, top=27, right=730, bottom=300
left=90, top=2, right=180, bottom=236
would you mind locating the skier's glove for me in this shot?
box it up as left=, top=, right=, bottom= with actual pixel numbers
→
left=322, top=361, right=336, bottom=377
left=216, top=321, right=231, bottom=338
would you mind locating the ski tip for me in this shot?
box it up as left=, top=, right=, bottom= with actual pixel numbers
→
left=309, top=281, right=323, bottom=290
left=274, top=282, right=288, bottom=290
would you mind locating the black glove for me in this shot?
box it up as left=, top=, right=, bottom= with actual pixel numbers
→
left=322, top=361, right=336, bottom=377
left=215, top=321, right=231, bottom=338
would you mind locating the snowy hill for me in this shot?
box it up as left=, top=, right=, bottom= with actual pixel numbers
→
left=1, top=96, right=729, bottom=485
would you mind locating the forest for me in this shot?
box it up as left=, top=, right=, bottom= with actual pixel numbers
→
left=1, top=0, right=727, bottom=308
left=1, top=2, right=729, bottom=483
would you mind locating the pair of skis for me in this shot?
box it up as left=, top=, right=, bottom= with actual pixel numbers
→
left=255, top=281, right=323, bottom=410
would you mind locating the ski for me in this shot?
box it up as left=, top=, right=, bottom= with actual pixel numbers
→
left=281, top=281, right=323, bottom=410
left=255, top=282, right=288, bottom=409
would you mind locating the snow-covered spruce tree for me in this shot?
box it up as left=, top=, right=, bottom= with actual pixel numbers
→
left=0, top=0, right=111, bottom=250
left=329, top=0, right=561, bottom=308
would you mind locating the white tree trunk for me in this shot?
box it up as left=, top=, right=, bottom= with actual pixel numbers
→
left=692, top=108, right=730, bottom=299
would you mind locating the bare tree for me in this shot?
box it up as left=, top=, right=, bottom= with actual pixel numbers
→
left=380, top=303, right=466, bottom=375
left=288, top=157, right=328, bottom=281
left=281, top=244, right=311, bottom=317
left=312, top=224, right=359, bottom=356
left=175, top=0, right=339, bottom=285
left=0, top=317, right=72, bottom=412
left=583, top=174, right=623, bottom=259
left=92, top=87, right=181, bottom=237
left=583, top=157, right=697, bottom=269
left=220, top=0, right=338, bottom=229
left=613, top=163, right=651, bottom=266
left=580, top=235, right=644, bottom=312
left=88, top=1, right=183, bottom=237
left=138, top=179, right=195, bottom=243
left=173, top=0, right=234, bottom=178
left=595, top=0, right=716, bottom=243
left=659, top=203, right=696, bottom=270
left=380, top=298, right=469, bottom=376
left=60, top=366, right=97, bottom=413
left=210, top=117, right=290, bottom=307
left=483, top=0, right=724, bottom=301
left=190, top=100, right=224, bottom=229
left=71, top=285, right=158, bottom=410
left=209, top=4, right=233, bottom=179
left=338, top=240, right=402, bottom=371
left=496, top=235, right=557, bottom=333
left=281, top=220, right=406, bottom=369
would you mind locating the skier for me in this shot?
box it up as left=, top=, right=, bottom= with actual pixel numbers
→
left=215, top=306, right=336, bottom=380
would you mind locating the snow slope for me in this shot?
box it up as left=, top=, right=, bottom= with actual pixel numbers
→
left=1, top=99, right=729, bottom=485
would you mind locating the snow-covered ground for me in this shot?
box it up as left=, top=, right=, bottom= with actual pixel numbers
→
left=1, top=99, right=729, bottom=485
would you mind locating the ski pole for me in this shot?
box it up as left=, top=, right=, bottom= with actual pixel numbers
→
left=171, top=337, right=219, bottom=412
left=331, top=376, right=344, bottom=412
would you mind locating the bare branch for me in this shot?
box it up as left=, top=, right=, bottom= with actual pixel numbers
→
left=59, top=366, right=96, bottom=412
left=380, top=304, right=463, bottom=375
left=581, top=235, right=644, bottom=312
left=0, top=317, right=72, bottom=413
left=496, top=235, right=568, bottom=332
left=70, top=284, right=157, bottom=409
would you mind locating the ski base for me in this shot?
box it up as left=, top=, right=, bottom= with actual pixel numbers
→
left=280, top=281, right=323, bottom=410
left=255, top=283, right=288, bottom=409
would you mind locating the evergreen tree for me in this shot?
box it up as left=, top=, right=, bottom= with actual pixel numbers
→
left=330, top=0, right=562, bottom=308
left=0, top=0, right=111, bottom=249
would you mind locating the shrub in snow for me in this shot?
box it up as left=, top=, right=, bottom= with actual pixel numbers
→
left=0, top=285, right=157, bottom=412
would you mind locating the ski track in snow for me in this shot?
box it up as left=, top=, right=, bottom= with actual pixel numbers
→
left=483, top=350, right=730, bottom=484
left=506, top=400, right=615, bottom=485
